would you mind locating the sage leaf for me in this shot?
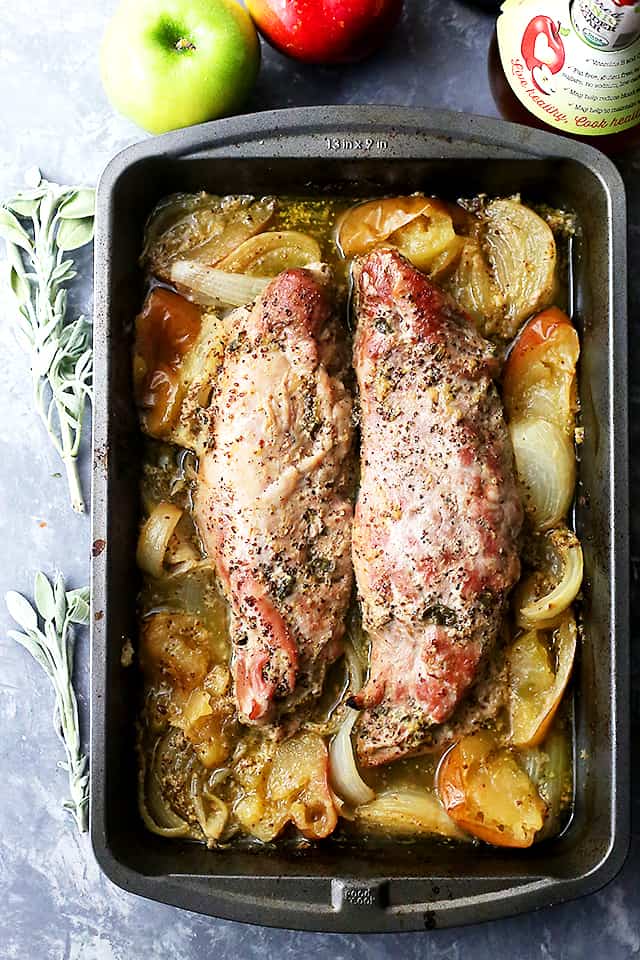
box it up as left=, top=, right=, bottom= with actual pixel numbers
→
left=67, top=588, right=90, bottom=625
left=7, top=629, right=54, bottom=675
left=50, top=260, right=77, bottom=285
left=6, top=195, right=44, bottom=217
left=6, top=573, right=90, bottom=831
left=5, top=591, right=38, bottom=632
left=9, top=265, right=30, bottom=305
left=1, top=176, right=94, bottom=511
left=0, top=208, right=32, bottom=252
left=54, top=574, right=66, bottom=633
left=34, top=571, right=57, bottom=621
left=56, top=215, right=94, bottom=252
left=59, top=189, right=95, bottom=221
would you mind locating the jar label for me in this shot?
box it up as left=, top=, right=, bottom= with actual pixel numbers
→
left=497, top=0, right=640, bottom=135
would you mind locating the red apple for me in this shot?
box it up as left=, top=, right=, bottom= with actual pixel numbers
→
left=245, top=0, right=404, bottom=64
left=521, top=16, right=565, bottom=75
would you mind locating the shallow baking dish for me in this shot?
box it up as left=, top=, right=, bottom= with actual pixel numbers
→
left=91, top=105, right=629, bottom=932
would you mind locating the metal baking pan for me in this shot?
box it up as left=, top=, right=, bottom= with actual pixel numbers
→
left=91, top=106, right=629, bottom=932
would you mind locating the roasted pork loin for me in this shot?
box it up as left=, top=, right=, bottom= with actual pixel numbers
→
left=195, top=269, right=354, bottom=724
left=351, top=249, right=522, bottom=765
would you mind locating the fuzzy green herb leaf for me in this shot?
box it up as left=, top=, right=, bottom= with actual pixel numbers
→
left=0, top=208, right=32, bottom=251
left=1, top=174, right=95, bottom=512
left=59, top=189, right=95, bottom=221
left=34, top=570, right=57, bottom=621
left=56, top=216, right=95, bottom=252
left=6, top=572, right=90, bottom=832
left=6, top=590, right=39, bottom=632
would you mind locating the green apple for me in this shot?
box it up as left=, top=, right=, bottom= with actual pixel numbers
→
left=100, top=0, right=260, bottom=134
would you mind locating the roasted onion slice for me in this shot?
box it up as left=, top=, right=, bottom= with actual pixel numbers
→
left=138, top=732, right=191, bottom=838
left=516, top=528, right=583, bottom=629
left=329, top=647, right=375, bottom=807
left=509, top=418, right=575, bottom=531
left=136, top=501, right=184, bottom=578
left=483, top=199, right=556, bottom=335
left=190, top=771, right=229, bottom=843
left=330, top=709, right=375, bottom=808
left=141, top=193, right=275, bottom=279
left=355, top=789, right=466, bottom=839
left=171, top=260, right=270, bottom=307
left=446, top=199, right=556, bottom=338
left=217, top=231, right=322, bottom=276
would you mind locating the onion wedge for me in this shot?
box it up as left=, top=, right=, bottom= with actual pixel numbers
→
left=509, top=418, right=575, bottom=530
left=138, top=733, right=191, bottom=838
left=218, top=231, right=322, bottom=276
left=483, top=199, right=556, bottom=335
left=446, top=238, right=505, bottom=331
left=516, top=529, right=583, bottom=629
left=171, top=260, right=270, bottom=307
left=355, top=789, right=465, bottom=840
left=136, top=502, right=183, bottom=578
left=142, top=193, right=275, bottom=279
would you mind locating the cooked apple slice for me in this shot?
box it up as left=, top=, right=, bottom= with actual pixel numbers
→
left=503, top=306, right=579, bottom=437
left=338, top=196, right=463, bottom=274
left=133, top=286, right=237, bottom=450
left=507, top=612, right=577, bottom=748
left=251, top=733, right=339, bottom=842
left=133, top=288, right=203, bottom=438
left=338, top=196, right=435, bottom=255
left=387, top=210, right=463, bottom=273
left=437, top=731, right=546, bottom=847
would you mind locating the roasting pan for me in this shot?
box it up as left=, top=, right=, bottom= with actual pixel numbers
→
left=91, top=106, right=629, bottom=931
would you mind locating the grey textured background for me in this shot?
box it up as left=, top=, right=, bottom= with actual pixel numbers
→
left=1, top=1, right=638, bottom=957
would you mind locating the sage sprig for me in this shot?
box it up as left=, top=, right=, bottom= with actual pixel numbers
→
left=1, top=171, right=95, bottom=512
left=6, top=573, right=90, bottom=832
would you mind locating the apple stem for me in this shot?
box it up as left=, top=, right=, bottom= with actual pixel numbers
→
left=175, top=37, right=196, bottom=51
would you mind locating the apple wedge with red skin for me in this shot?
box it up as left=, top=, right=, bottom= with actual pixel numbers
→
left=245, top=0, right=404, bottom=64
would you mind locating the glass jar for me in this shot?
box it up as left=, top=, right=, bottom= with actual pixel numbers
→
left=489, top=0, right=640, bottom=153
